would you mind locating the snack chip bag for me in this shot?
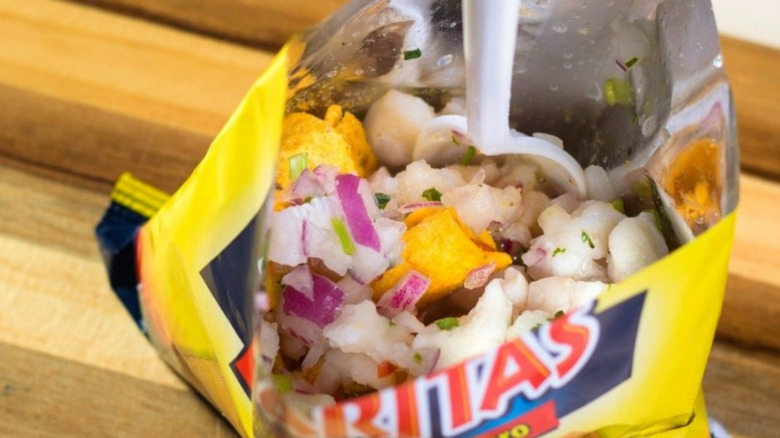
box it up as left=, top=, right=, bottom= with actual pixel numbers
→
left=97, top=1, right=738, bottom=437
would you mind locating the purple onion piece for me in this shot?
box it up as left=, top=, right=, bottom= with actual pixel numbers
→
left=335, top=174, right=381, bottom=252
left=377, top=271, right=430, bottom=318
left=282, top=273, right=346, bottom=328
left=397, top=201, right=443, bottom=214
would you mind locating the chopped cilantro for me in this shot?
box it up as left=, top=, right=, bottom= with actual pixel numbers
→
left=554, top=310, right=565, bottom=319
left=331, top=218, right=355, bottom=255
left=435, top=317, right=460, bottom=331
left=375, top=192, right=391, bottom=209
left=625, top=57, right=639, bottom=69
left=422, top=187, right=442, bottom=202
left=552, top=247, right=566, bottom=257
left=413, top=352, right=422, bottom=364
left=403, top=48, right=422, bottom=60
left=460, top=145, right=476, bottom=166
left=581, top=230, right=595, bottom=249
left=288, top=153, right=308, bottom=181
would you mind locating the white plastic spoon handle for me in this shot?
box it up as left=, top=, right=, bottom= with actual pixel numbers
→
left=463, top=0, right=520, bottom=151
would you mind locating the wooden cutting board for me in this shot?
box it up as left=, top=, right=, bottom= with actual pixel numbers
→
left=1, top=1, right=779, bottom=437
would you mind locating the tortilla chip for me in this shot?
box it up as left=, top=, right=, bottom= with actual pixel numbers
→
left=275, top=105, right=377, bottom=210
left=372, top=208, right=511, bottom=307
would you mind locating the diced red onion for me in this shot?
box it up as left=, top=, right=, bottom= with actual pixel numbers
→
left=374, top=218, right=406, bottom=262
left=397, top=201, right=443, bottom=214
left=348, top=245, right=389, bottom=285
left=337, top=275, right=372, bottom=304
left=282, top=273, right=346, bottom=328
left=392, top=311, right=426, bottom=334
left=255, top=292, right=271, bottom=313
left=313, top=165, right=339, bottom=194
left=464, top=262, right=497, bottom=290
left=376, top=271, right=430, bottom=318
left=301, top=219, right=310, bottom=257
left=301, top=341, right=328, bottom=371
left=268, top=206, right=307, bottom=267
left=521, top=247, right=547, bottom=267
left=279, top=313, right=322, bottom=346
left=335, top=174, right=381, bottom=252
left=291, top=169, right=325, bottom=200
left=408, top=348, right=440, bottom=376
left=281, top=265, right=314, bottom=299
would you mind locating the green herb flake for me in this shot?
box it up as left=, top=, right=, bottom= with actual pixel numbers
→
left=625, top=57, right=639, bottom=69
left=303, top=196, right=312, bottom=204
left=403, top=48, right=422, bottom=60
left=288, top=153, right=308, bottom=181
left=552, top=247, right=566, bottom=257
left=609, top=198, right=625, bottom=214
left=581, top=230, right=595, bottom=249
left=413, top=352, right=422, bottom=364
left=554, top=310, right=565, bottom=319
left=331, top=218, right=355, bottom=255
left=604, top=78, right=632, bottom=106
left=451, top=135, right=461, bottom=146
left=375, top=192, right=391, bottom=209
left=272, top=374, right=293, bottom=393
left=422, top=187, right=442, bottom=202
left=388, top=320, right=397, bottom=327
left=460, top=145, right=476, bottom=166
left=435, top=317, right=460, bottom=331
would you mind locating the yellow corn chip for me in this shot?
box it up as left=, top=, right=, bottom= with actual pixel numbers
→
left=275, top=105, right=377, bottom=210
left=372, top=208, right=511, bottom=307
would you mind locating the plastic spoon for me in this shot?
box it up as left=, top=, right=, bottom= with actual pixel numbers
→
left=413, top=0, right=587, bottom=196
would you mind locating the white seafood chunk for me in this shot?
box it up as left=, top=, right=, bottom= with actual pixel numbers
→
left=526, top=277, right=608, bottom=314
left=607, top=211, right=669, bottom=282
left=412, top=279, right=512, bottom=371
left=507, top=310, right=550, bottom=339
left=498, top=266, right=530, bottom=316
left=501, top=190, right=549, bottom=246
left=584, top=165, right=618, bottom=201
left=323, top=301, right=416, bottom=369
left=315, top=349, right=396, bottom=393
left=364, top=90, right=434, bottom=168
left=525, top=200, right=625, bottom=281
left=441, top=184, right=522, bottom=234
left=395, top=160, right=466, bottom=205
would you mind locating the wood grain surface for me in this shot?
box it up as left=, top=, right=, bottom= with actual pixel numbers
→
left=0, top=0, right=779, bottom=437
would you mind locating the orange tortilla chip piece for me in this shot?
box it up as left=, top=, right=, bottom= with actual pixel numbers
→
left=275, top=105, right=377, bottom=210
left=372, top=208, right=511, bottom=307
left=403, top=206, right=445, bottom=228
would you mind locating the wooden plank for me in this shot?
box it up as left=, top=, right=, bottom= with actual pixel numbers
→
left=703, top=341, right=780, bottom=438
left=0, top=343, right=238, bottom=438
left=68, top=0, right=347, bottom=48
left=720, top=37, right=780, bottom=181
left=0, top=0, right=273, bottom=192
left=717, top=174, right=780, bottom=350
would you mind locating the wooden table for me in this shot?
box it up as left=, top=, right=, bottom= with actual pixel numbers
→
left=0, top=1, right=778, bottom=436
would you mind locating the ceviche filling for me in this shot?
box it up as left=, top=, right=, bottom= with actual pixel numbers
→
left=259, top=90, right=669, bottom=403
